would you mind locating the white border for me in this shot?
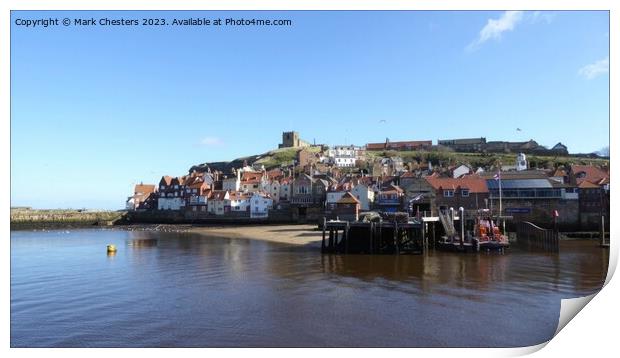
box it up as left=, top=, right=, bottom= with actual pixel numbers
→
left=3, top=1, right=616, bottom=357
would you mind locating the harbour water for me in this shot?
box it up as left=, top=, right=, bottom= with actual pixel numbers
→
left=10, top=228, right=608, bottom=347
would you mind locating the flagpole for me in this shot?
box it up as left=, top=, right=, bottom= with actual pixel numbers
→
left=498, top=170, right=502, bottom=218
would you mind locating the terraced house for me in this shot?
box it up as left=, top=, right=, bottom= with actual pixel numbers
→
left=157, top=176, right=186, bottom=210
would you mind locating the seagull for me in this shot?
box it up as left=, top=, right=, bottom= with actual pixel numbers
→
left=516, top=128, right=522, bottom=132
left=379, top=119, right=387, bottom=123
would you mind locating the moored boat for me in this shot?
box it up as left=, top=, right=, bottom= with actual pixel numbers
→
left=474, top=210, right=509, bottom=252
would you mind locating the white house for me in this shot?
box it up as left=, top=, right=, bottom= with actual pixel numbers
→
left=351, top=183, right=374, bottom=211
left=208, top=190, right=230, bottom=215
left=326, top=145, right=364, bottom=167
left=250, top=192, right=274, bottom=218
left=229, top=191, right=250, bottom=212
left=328, top=145, right=363, bottom=158
left=334, top=157, right=356, bottom=167
left=263, top=180, right=280, bottom=203
left=126, top=197, right=135, bottom=210
left=222, top=170, right=241, bottom=192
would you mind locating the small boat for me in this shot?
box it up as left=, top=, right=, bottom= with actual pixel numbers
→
left=473, top=210, right=509, bottom=252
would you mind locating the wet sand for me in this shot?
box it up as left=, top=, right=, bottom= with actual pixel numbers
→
left=189, top=224, right=323, bottom=246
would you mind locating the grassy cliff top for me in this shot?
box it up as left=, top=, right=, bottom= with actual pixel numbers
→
left=365, top=150, right=609, bottom=169
left=192, top=146, right=608, bottom=173
left=254, top=146, right=321, bottom=168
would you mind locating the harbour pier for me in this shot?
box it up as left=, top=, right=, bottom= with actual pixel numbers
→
left=321, top=218, right=425, bottom=254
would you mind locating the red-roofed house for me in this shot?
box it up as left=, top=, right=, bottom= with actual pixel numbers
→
left=208, top=190, right=230, bottom=215
left=375, top=184, right=405, bottom=212
left=158, top=175, right=186, bottom=210
left=569, top=165, right=609, bottom=186
left=425, top=175, right=489, bottom=212
left=184, top=172, right=212, bottom=206
left=241, top=171, right=265, bottom=193
left=126, top=183, right=157, bottom=210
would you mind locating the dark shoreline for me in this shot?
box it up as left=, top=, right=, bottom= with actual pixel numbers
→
left=10, top=221, right=115, bottom=231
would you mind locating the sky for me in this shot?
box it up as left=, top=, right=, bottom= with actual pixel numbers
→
left=10, top=10, right=610, bottom=209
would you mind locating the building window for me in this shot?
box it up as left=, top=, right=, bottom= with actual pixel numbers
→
left=461, top=189, right=470, bottom=197
left=444, top=190, right=454, bottom=197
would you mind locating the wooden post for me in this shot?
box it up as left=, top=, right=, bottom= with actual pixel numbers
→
left=328, top=229, right=334, bottom=252
left=345, top=222, right=350, bottom=254
left=369, top=222, right=374, bottom=254
left=322, top=218, right=326, bottom=252
left=601, top=216, right=605, bottom=247
left=432, top=222, right=436, bottom=249
left=394, top=222, right=400, bottom=255
left=421, top=223, right=426, bottom=251
left=334, top=229, right=339, bottom=253
left=459, top=207, right=465, bottom=248
left=379, top=219, right=383, bottom=253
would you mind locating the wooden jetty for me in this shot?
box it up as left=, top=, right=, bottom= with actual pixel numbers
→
left=322, top=218, right=425, bottom=254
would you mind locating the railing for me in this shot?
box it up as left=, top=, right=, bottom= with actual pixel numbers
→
left=516, top=221, right=559, bottom=252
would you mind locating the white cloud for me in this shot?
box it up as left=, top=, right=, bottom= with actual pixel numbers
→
left=467, top=11, right=524, bottom=51
left=199, top=136, right=224, bottom=146
left=578, top=57, right=609, bottom=80
left=466, top=11, right=555, bottom=52
left=531, top=11, right=555, bottom=24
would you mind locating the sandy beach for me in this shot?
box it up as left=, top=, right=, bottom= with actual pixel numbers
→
left=189, top=224, right=323, bottom=246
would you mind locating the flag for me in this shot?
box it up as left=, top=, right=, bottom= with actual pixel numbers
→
left=494, top=171, right=501, bottom=180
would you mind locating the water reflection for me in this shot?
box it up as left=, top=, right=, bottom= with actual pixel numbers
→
left=10, top=229, right=608, bottom=348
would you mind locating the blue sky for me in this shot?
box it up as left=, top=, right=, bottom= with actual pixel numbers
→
left=11, top=10, right=609, bottom=209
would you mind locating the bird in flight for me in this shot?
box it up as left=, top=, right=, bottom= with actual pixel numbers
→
left=379, top=119, right=387, bottom=123
left=516, top=128, right=522, bottom=132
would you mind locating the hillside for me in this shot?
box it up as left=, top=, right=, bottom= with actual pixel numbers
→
left=189, top=146, right=609, bottom=174
left=189, top=147, right=321, bottom=173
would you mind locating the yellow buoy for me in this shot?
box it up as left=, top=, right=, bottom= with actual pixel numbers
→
left=107, top=244, right=117, bottom=253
